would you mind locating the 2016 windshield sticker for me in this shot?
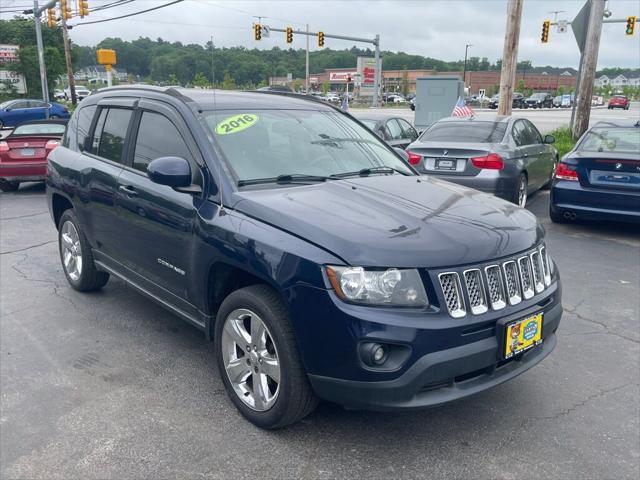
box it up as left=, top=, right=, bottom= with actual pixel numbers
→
left=215, top=114, right=259, bottom=135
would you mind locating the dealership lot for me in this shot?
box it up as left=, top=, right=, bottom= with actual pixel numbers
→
left=1, top=184, right=638, bottom=479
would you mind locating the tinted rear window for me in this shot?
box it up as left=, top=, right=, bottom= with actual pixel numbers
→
left=421, top=122, right=507, bottom=143
left=579, top=128, right=640, bottom=153
left=11, top=123, right=66, bottom=136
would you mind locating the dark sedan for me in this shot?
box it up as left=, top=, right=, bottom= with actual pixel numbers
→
left=550, top=121, right=640, bottom=223
left=525, top=92, right=553, bottom=109
left=359, top=116, right=419, bottom=149
left=406, top=116, right=558, bottom=207
left=489, top=92, right=525, bottom=109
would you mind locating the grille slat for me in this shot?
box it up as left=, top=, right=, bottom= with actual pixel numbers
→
left=437, top=244, right=552, bottom=318
left=438, top=272, right=466, bottom=318
left=502, top=261, right=522, bottom=305
left=484, top=265, right=506, bottom=311
left=464, top=269, right=488, bottom=315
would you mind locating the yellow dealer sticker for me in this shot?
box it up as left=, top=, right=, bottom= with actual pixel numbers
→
left=215, top=114, right=259, bottom=135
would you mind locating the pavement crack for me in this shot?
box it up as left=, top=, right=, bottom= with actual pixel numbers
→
left=563, top=305, right=639, bottom=345
left=1, top=211, right=48, bottom=221
left=1, top=240, right=56, bottom=255
left=525, top=383, right=637, bottom=423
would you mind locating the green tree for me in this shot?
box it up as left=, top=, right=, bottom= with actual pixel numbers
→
left=221, top=71, right=236, bottom=90
left=192, top=72, right=210, bottom=88
left=401, top=69, right=409, bottom=96
left=517, top=79, right=525, bottom=93
left=321, top=80, right=330, bottom=93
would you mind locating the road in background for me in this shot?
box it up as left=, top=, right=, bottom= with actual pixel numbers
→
left=1, top=185, right=638, bottom=479
left=351, top=102, right=640, bottom=133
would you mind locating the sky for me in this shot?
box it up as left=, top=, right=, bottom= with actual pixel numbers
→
left=3, top=0, right=640, bottom=69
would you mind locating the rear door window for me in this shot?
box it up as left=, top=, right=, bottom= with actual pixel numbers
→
left=386, top=119, right=404, bottom=140
left=90, top=108, right=133, bottom=163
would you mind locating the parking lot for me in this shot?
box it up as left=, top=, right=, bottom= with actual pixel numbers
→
left=1, top=180, right=638, bottom=478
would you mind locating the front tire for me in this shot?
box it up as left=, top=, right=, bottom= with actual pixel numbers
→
left=58, top=210, right=109, bottom=291
left=215, top=284, right=318, bottom=429
left=0, top=180, right=20, bottom=192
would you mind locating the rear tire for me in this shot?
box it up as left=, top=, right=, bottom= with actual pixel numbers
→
left=215, top=284, right=318, bottom=429
left=0, top=181, right=20, bottom=192
left=511, top=173, right=528, bottom=208
left=58, top=210, right=109, bottom=292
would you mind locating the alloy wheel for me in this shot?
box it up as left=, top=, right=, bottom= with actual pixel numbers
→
left=518, top=176, right=527, bottom=208
left=221, top=308, right=281, bottom=411
left=60, top=220, right=83, bottom=281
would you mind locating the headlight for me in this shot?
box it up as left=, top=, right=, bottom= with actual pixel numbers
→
left=326, top=266, right=429, bottom=307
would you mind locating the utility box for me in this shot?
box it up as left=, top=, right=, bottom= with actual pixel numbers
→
left=414, top=76, right=464, bottom=131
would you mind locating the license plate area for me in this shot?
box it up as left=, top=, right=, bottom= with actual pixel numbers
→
left=21, top=148, right=35, bottom=156
left=503, top=312, right=543, bottom=359
left=434, top=158, right=457, bottom=171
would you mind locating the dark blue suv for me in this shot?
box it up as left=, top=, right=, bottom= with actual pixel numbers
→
left=47, top=86, right=562, bottom=428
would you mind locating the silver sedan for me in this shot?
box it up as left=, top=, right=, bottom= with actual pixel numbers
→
left=405, top=116, right=558, bottom=207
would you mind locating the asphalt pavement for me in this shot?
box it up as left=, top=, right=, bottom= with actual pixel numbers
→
left=1, top=184, right=638, bottom=479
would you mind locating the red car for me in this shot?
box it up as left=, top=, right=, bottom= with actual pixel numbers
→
left=608, top=95, right=630, bottom=110
left=0, top=119, right=66, bottom=192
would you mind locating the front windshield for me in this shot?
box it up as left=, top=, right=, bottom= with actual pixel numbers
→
left=578, top=128, right=640, bottom=153
left=202, top=109, right=414, bottom=183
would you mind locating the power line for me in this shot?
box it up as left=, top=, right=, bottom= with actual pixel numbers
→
left=70, top=0, right=184, bottom=26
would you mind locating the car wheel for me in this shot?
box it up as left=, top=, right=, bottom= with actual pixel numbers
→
left=512, top=173, right=528, bottom=208
left=0, top=180, right=20, bottom=192
left=215, top=284, right=318, bottom=429
left=58, top=210, right=109, bottom=291
left=50, top=114, right=59, bottom=119
left=549, top=205, right=566, bottom=223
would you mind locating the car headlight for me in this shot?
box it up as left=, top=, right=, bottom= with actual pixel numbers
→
left=326, top=266, right=429, bottom=307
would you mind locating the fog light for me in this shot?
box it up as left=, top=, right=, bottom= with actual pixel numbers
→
left=372, top=344, right=386, bottom=364
left=360, top=342, right=389, bottom=367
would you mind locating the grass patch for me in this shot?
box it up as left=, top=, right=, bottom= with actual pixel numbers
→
left=549, top=126, right=576, bottom=158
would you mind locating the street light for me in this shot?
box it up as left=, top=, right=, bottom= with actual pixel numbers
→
left=463, top=44, right=473, bottom=90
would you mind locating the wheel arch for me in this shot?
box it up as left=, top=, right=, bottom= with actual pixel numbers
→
left=51, top=193, right=73, bottom=229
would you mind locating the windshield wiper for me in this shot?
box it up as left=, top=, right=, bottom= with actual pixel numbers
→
left=331, top=166, right=411, bottom=178
left=237, top=174, right=335, bottom=187
left=311, top=134, right=380, bottom=148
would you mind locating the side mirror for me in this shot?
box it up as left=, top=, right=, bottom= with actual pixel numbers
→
left=544, top=135, right=556, bottom=144
left=147, top=156, right=192, bottom=188
left=394, top=148, right=409, bottom=161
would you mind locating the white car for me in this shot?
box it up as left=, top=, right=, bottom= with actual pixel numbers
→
left=324, top=93, right=340, bottom=103
left=53, top=90, right=66, bottom=100
left=64, top=87, right=91, bottom=101
left=388, top=94, right=406, bottom=104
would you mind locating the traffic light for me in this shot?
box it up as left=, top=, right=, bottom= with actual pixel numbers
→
left=79, top=0, right=89, bottom=18
left=286, top=27, right=293, bottom=44
left=254, top=23, right=261, bottom=41
left=46, top=8, right=56, bottom=28
left=541, top=20, right=550, bottom=43
left=318, top=31, right=325, bottom=47
left=625, top=16, right=636, bottom=36
left=60, top=0, right=72, bottom=20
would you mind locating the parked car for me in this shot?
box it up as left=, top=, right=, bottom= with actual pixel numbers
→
left=608, top=95, right=630, bottom=110
left=409, top=97, right=416, bottom=111
left=359, top=116, right=419, bottom=149
left=47, top=86, right=562, bottom=429
left=553, top=96, right=562, bottom=108
left=591, top=95, right=604, bottom=106
left=405, top=93, right=416, bottom=101
left=561, top=94, right=573, bottom=108
left=0, top=100, right=70, bottom=128
left=488, top=93, right=524, bottom=110
left=550, top=120, right=640, bottom=223
left=0, top=119, right=66, bottom=191
left=54, top=90, right=66, bottom=101
left=64, top=87, right=91, bottom=101
left=525, top=92, right=553, bottom=109
left=406, top=116, right=558, bottom=207
left=324, top=92, right=340, bottom=103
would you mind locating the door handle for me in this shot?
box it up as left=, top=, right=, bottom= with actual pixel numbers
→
left=119, top=185, right=138, bottom=196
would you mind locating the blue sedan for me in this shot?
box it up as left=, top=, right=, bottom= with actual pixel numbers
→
left=550, top=120, right=640, bottom=224
left=0, top=99, right=70, bottom=129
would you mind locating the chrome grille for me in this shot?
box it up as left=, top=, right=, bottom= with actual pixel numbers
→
left=437, top=245, right=553, bottom=318
left=530, top=251, right=545, bottom=293
left=518, top=256, right=534, bottom=299
left=484, top=265, right=506, bottom=310
left=464, top=269, right=487, bottom=315
left=438, top=272, right=465, bottom=318
left=502, top=261, right=522, bottom=305
left=540, top=246, right=551, bottom=286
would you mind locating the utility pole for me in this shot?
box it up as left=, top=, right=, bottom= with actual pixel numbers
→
left=373, top=34, right=380, bottom=107
left=305, top=24, right=310, bottom=94
left=497, top=0, right=524, bottom=116
left=60, top=13, right=77, bottom=105
left=462, top=44, right=472, bottom=92
left=33, top=0, right=51, bottom=106
left=572, top=0, right=605, bottom=139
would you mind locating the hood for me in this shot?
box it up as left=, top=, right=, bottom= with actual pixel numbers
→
left=232, top=175, right=542, bottom=268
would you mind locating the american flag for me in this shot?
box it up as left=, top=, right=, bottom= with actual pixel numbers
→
left=452, top=96, right=475, bottom=117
